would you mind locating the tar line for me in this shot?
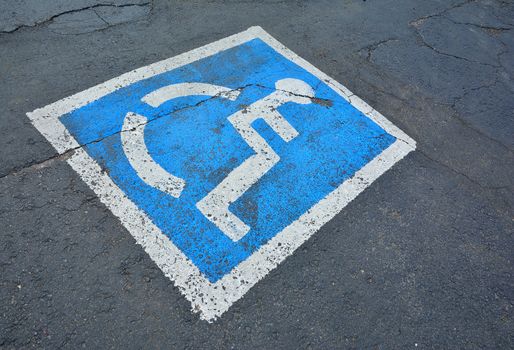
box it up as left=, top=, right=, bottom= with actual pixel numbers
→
left=27, top=26, right=416, bottom=321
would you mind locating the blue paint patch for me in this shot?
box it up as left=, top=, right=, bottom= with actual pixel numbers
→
left=60, top=38, right=395, bottom=282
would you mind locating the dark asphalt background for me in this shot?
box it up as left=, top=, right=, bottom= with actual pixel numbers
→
left=1, top=0, right=513, bottom=348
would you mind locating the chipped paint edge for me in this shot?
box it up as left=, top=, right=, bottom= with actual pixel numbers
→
left=26, top=26, right=416, bottom=321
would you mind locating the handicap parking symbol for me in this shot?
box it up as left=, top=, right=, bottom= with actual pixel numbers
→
left=28, top=27, right=416, bottom=321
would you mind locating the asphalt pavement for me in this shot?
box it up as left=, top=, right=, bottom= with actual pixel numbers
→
left=1, top=0, right=513, bottom=348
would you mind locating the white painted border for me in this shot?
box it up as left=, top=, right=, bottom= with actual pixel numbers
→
left=27, top=26, right=416, bottom=321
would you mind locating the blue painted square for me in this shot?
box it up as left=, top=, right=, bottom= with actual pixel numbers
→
left=60, top=38, right=395, bottom=282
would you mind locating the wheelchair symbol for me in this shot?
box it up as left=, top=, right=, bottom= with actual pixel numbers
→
left=121, top=78, right=314, bottom=241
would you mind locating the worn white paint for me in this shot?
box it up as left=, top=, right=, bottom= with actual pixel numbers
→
left=197, top=78, right=314, bottom=241
left=142, top=82, right=240, bottom=108
left=121, top=112, right=186, bottom=198
left=27, top=26, right=416, bottom=322
left=121, top=83, right=240, bottom=198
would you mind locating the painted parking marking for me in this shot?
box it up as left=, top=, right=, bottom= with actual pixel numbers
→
left=197, top=78, right=314, bottom=241
left=27, top=26, right=416, bottom=321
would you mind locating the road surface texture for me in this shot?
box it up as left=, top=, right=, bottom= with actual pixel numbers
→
left=1, top=0, right=513, bottom=348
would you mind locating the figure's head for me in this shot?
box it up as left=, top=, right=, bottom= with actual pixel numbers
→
left=274, top=78, right=315, bottom=104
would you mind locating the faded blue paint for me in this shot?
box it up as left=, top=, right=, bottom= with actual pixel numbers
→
left=60, top=39, right=395, bottom=282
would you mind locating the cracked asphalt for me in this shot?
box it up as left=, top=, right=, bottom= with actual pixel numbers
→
left=1, top=0, right=513, bottom=348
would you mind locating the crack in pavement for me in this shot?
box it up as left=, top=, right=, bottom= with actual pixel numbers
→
left=411, top=27, right=502, bottom=69
left=0, top=2, right=152, bottom=35
left=408, top=0, right=513, bottom=69
left=92, top=8, right=112, bottom=27
left=0, top=87, right=247, bottom=180
left=449, top=21, right=511, bottom=32
left=358, top=38, right=400, bottom=62
left=2, top=83, right=333, bottom=180
left=408, top=0, right=476, bottom=28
